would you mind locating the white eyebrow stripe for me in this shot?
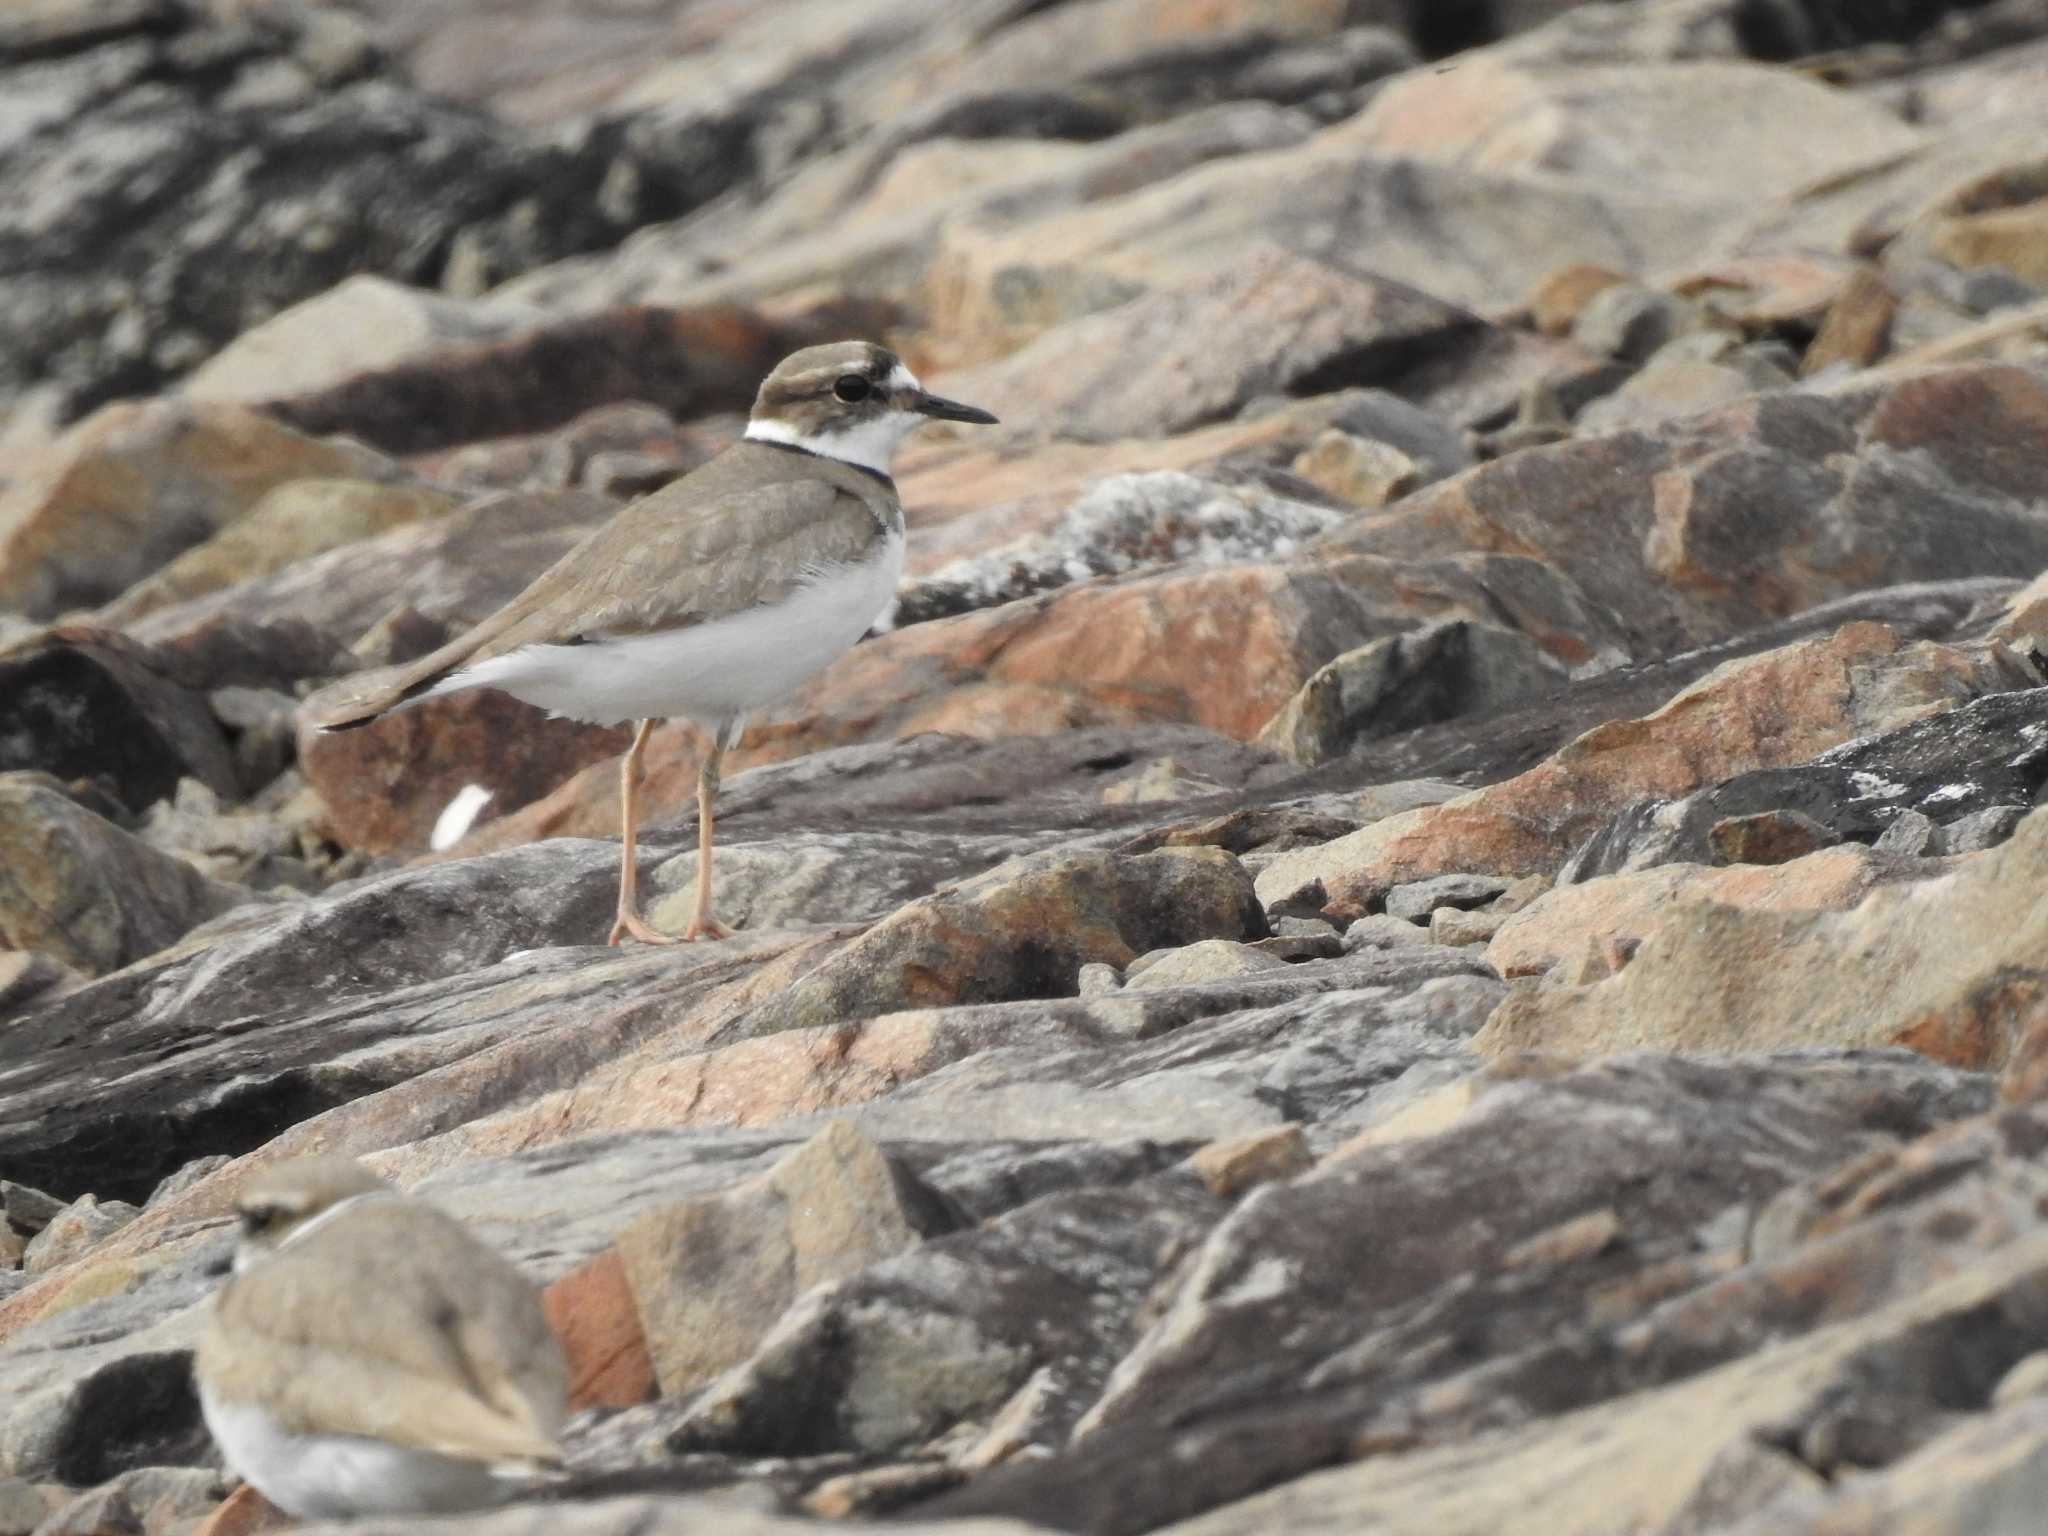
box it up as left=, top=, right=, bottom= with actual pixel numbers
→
left=888, top=362, right=922, bottom=392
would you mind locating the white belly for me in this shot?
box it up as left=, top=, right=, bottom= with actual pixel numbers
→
left=435, top=533, right=904, bottom=728
left=199, top=1386, right=509, bottom=1520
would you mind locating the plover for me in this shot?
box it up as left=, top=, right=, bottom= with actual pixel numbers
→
left=194, top=1158, right=569, bottom=1521
left=311, top=341, right=997, bottom=945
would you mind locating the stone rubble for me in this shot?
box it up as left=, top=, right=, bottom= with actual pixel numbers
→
left=3, top=1, right=2048, bottom=1534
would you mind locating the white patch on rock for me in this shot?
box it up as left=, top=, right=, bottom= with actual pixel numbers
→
left=892, top=471, right=1347, bottom=628
left=429, top=783, right=494, bottom=851
left=1921, top=782, right=1976, bottom=806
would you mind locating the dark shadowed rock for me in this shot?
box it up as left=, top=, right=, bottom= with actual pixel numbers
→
left=0, top=629, right=239, bottom=809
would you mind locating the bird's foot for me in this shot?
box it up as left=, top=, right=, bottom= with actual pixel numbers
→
left=683, top=912, right=732, bottom=942
left=607, top=908, right=683, bottom=947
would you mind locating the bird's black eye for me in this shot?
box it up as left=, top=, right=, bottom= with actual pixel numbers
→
left=239, top=1206, right=281, bottom=1236
left=833, top=374, right=871, bottom=403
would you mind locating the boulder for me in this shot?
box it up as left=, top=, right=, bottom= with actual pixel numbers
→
left=1253, top=622, right=2012, bottom=918
left=0, top=629, right=240, bottom=809
left=616, top=1122, right=959, bottom=1397
left=0, top=774, right=259, bottom=978
left=0, top=401, right=391, bottom=621
left=1479, top=805, right=2048, bottom=1067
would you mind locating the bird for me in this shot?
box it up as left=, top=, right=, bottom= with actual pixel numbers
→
left=308, top=340, right=998, bottom=946
left=194, top=1157, right=571, bottom=1522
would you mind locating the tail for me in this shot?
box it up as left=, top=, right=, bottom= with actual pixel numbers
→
left=300, top=620, right=499, bottom=733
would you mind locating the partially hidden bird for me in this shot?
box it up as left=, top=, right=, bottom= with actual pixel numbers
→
left=194, top=1157, right=570, bottom=1521
left=308, top=341, right=998, bottom=945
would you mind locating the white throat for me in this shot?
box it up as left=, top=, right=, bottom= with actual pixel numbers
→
left=744, top=412, right=921, bottom=476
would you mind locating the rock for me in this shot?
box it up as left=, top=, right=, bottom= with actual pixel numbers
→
left=1254, top=621, right=1568, bottom=769
left=1572, top=353, right=1770, bottom=435
left=1527, top=263, right=1633, bottom=336
left=1802, top=264, right=1900, bottom=375
left=21, top=1195, right=141, bottom=1276
left=29, top=1464, right=222, bottom=1535
left=1255, top=621, right=2000, bottom=919
left=1289, top=430, right=1420, bottom=509
left=541, top=1250, right=655, bottom=1413
left=297, top=1497, right=1059, bottom=1536
left=664, top=1170, right=1224, bottom=1460
left=1343, top=914, right=1437, bottom=952
left=191, top=1483, right=292, bottom=1536
left=0, top=773, right=259, bottom=978
left=1875, top=806, right=1943, bottom=855
left=261, top=305, right=837, bottom=458
left=900, top=472, right=1351, bottom=627
left=0, top=951, right=82, bottom=1016
left=0, top=400, right=391, bottom=622
left=727, top=848, right=1265, bottom=1041
left=97, top=477, right=461, bottom=628
left=0, top=1184, right=64, bottom=1238
left=1479, top=806, right=2048, bottom=1067
left=926, top=1052, right=1993, bottom=1534
left=1707, top=808, right=1840, bottom=865
left=0, top=1476, right=56, bottom=1533
left=1572, top=282, right=1702, bottom=364
left=299, top=686, right=634, bottom=857
left=1487, top=844, right=1904, bottom=980
left=1942, top=802, right=2030, bottom=854
left=1928, top=198, right=2048, bottom=291
left=1353, top=56, right=1923, bottom=204
left=128, top=487, right=616, bottom=664
left=1385, top=874, right=1516, bottom=923
left=1429, top=907, right=1506, bottom=947
left=935, top=248, right=1491, bottom=442
left=0, top=0, right=635, bottom=422
left=646, top=829, right=1030, bottom=936
left=0, top=629, right=241, bottom=811
left=1563, top=682, right=2048, bottom=881
left=1323, top=362, right=2048, bottom=658
left=178, top=274, right=538, bottom=408
left=617, top=1122, right=958, bottom=1398
left=1124, top=940, right=1289, bottom=991
left=1187, top=1126, right=1312, bottom=1199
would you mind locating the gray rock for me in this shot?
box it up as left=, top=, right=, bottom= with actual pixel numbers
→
left=616, top=1122, right=960, bottom=1399
left=0, top=1184, right=64, bottom=1237
left=666, top=1172, right=1225, bottom=1460
left=21, top=1195, right=141, bottom=1276
left=296, top=1495, right=1061, bottom=1536
left=0, top=774, right=262, bottom=978
left=0, top=2, right=636, bottom=421
left=926, top=1052, right=1996, bottom=1534
left=1256, top=621, right=1568, bottom=768
left=646, top=830, right=1026, bottom=933
left=1942, top=803, right=2030, bottom=854
left=1123, top=940, right=1289, bottom=991
left=1342, top=914, right=1437, bottom=951
left=1563, top=686, right=2048, bottom=881
left=1384, top=874, right=1515, bottom=923
left=1875, top=807, right=1942, bottom=856
left=1572, top=282, right=1700, bottom=364
left=30, top=1464, right=224, bottom=1535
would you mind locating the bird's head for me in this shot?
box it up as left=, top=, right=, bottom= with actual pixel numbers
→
left=744, top=340, right=997, bottom=475
left=229, top=1157, right=392, bottom=1273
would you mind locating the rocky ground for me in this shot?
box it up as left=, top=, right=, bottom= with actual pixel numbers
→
left=5, top=0, right=2048, bottom=1532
